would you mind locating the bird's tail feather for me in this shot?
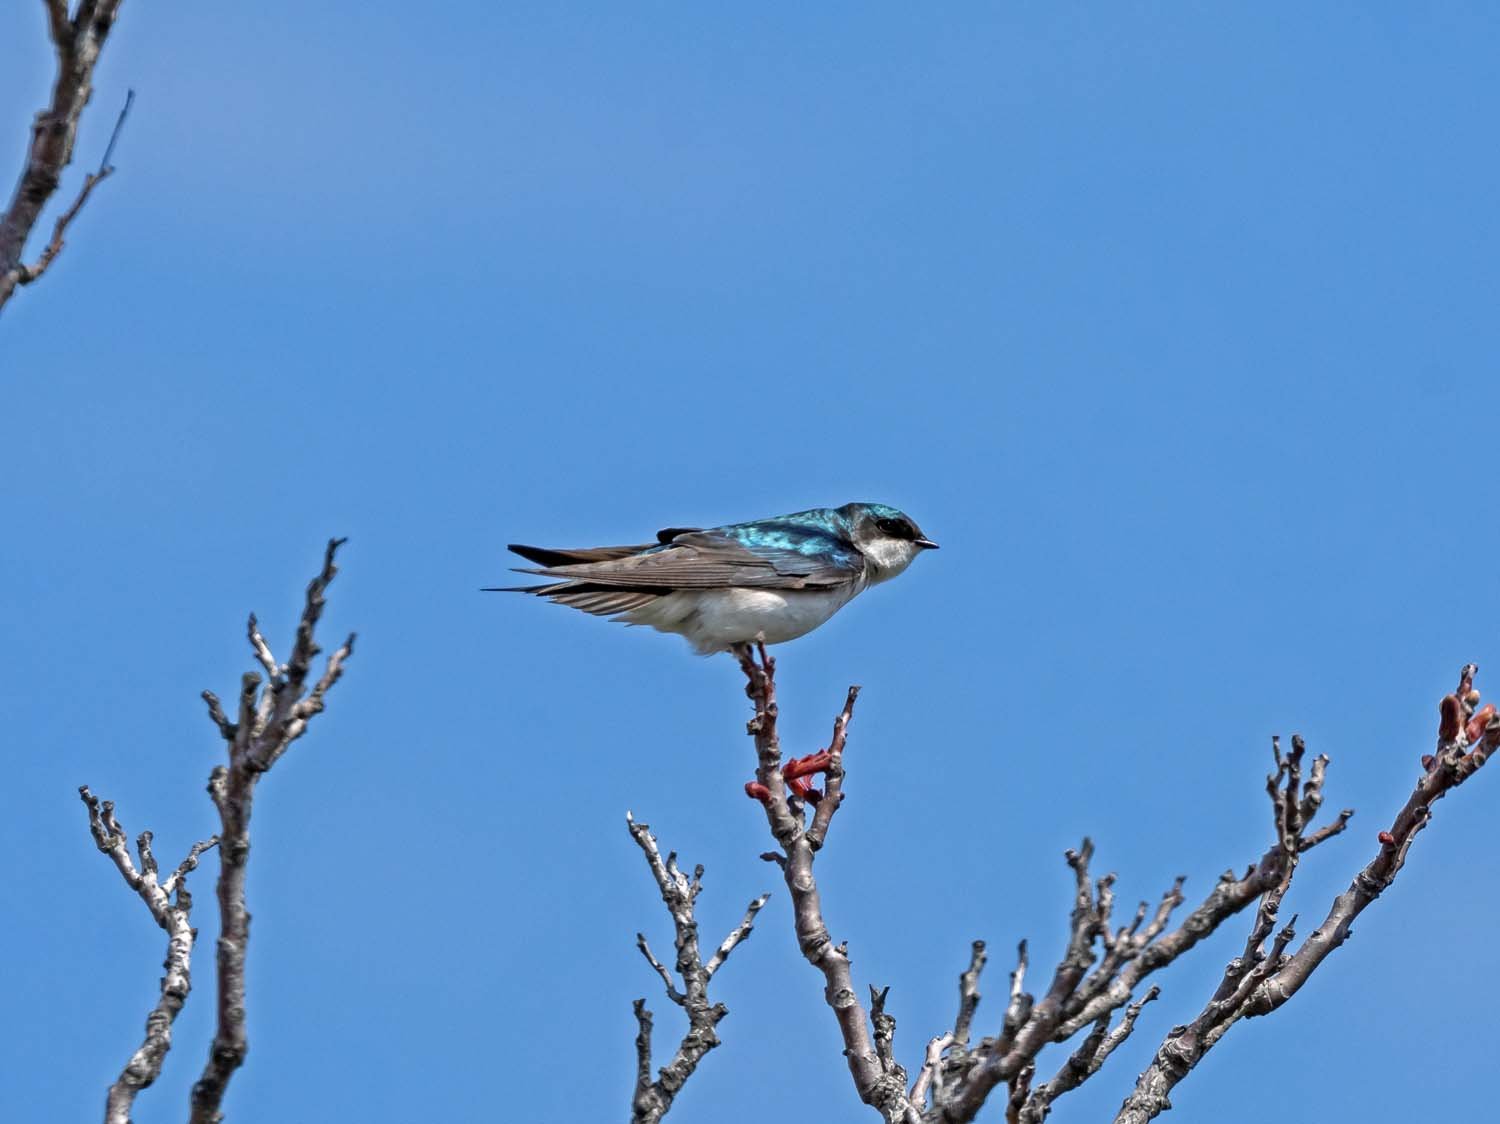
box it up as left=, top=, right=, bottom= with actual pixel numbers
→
left=481, top=579, right=661, bottom=619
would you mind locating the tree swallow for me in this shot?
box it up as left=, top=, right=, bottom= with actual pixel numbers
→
left=491, top=502, right=938, bottom=654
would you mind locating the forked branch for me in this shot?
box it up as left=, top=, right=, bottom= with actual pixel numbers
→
left=627, top=813, right=770, bottom=1123
left=733, top=647, right=1380, bottom=1124
left=188, top=539, right=355, bottom=1124
left=77, top=786, right=217, bottom=1124
left=736, top=643, right=914, bottom=1119
left=1116, top=665, right=1500, bottom=1122
left=79, top=541, right=353, bottom=1124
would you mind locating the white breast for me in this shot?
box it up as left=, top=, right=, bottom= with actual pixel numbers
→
left=624, top=584, right=863, bottom=654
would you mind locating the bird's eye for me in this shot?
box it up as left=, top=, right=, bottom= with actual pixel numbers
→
left=877, top=517, right=910, bottom=538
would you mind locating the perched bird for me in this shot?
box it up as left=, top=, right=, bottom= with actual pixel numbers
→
left=491, top=502, right=937, bottom=654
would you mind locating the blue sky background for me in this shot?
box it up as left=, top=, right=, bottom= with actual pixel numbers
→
left=4, top=4, right=1498, bottom=1122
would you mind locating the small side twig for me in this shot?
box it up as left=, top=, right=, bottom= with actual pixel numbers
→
left=1015, top=986, right=1159, bottom=1123
left=8, top=90, right=133, bottom=293
left=910, top=1033, right=954, bottom=1110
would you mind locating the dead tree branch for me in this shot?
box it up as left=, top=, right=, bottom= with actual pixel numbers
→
left=734, top=646, right=1361, bottom=1124
left=1, top=2, right=132, bottom=313
left=77, top=786, right=217, bottom=1124
left=738, top=642, right=919, bottom=1123
left=627, top=813, right=770, bottom=1123
left=188, top=538, right=355, bottom=1124
left=1116, top=665, right=1500, bottom=1122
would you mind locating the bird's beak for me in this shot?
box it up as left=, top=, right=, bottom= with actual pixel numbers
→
left=914, top=538, right=940, bottom=550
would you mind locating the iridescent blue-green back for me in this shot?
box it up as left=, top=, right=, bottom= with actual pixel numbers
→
left=632, top=502, right=912, bottom=579
left=688, top=503, right=900, bottom=572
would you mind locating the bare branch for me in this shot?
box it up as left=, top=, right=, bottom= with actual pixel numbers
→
left=6, top=88, right=132, bottom=294
left=189, top=540, right=352, bottom=1124
left=626, top=812, right=768, bottom=1123
left=735, top=648, right=1229, bottom=1123
left=2, top=6, right=131, bottom=313
left=287, top=537, right=346, bottom=686
left=705, top=892, right=770, bottom=978
left=1046, top=738, right=1345, bottom=1046
left=945, top=844, right=1116, bottom=1120
left=247, top=613, right=278, bottom=681
left=1017, top=986, right=1159, bottom=1123
left=871, top=986, right=899, bottom=1074
left=1298, top=808, right=1354, bottom=852
left=301, top=632, right=356, bottom=718
left=240, top=539, right=353, bottom=775
left=1005, top=1063, right=1034, bottom=1124
left=724, top=640, right=1497, bottom=1124
left=952, top=940, right=987, bottom=1049
left=44, top=1, right=72, bottom=48
left=632, top=1000, right=656, bottom=1114
left=162, top=835, right=218, bottom=897
left=932, top=720, right=1368, bottom=1124
left=200, top=690, right=234, bottom=742
left=80, top=786, right=217, bottom=1124
left=635, top=933, right=684, bottom=1006
left=1001, top=939, right=1032, bottom=1045
left=806, top=685, right=860, bottom=850
left=910, top=1033, right=953, bottom=1110
left=737, top=645, right=916, bottom=1122
left=1116, top=666, right=1500, bottom=1123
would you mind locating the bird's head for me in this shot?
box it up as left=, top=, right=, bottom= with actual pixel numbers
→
left=841, top=502, right=939, bottom=583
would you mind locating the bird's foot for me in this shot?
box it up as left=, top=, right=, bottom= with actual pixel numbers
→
left=733, top=638, right=773, bottom=669
left=735, top=640, right=777, bottom=712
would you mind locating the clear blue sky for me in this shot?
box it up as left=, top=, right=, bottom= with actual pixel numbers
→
left=4, top=4, right=1497, bottom=1122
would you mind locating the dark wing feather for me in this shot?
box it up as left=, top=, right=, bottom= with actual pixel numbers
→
left=508, top=542, right=657, bottom=568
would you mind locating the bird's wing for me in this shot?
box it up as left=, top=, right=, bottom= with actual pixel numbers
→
left=515, top=526, right=864, bottom=591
